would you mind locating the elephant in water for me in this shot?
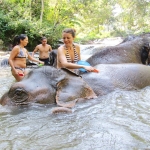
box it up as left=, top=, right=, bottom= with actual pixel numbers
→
left=86, top=33, right=150, bottom=66
left=1, top=64, right=150, bottom=113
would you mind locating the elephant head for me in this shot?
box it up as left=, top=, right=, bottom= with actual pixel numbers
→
left=0, top=66, right=97, bottom=112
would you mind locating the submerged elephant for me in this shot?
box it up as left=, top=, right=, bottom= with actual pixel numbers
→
left=86, top=33, right=150, bottom=66
left=1, top=64, right=150, bottom=113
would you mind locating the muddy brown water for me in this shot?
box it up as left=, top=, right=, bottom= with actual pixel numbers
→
left=0, top=41, right=150, bottom=149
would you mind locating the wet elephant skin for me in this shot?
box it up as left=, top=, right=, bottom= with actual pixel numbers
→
left=87, top=33, right=150, bottom=66
left=1, top=64, right=150, bottom=110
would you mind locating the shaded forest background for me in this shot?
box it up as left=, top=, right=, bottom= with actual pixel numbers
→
left=0, top=0, right=150, bottom=51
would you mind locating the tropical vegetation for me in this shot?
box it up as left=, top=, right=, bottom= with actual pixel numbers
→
left=0, top=0, right=150, bottom=50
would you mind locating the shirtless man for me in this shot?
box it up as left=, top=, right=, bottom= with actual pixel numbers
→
left=32, top=37, right=52, bottom=65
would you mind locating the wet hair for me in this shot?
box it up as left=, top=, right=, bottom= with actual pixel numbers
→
left=41, top=37, right=47, bottom=41
left=62, top=28, right=76, bottom=38
left=12, top=34, right=27, bottom=47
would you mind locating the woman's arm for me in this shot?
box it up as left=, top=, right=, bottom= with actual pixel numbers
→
left=27, top=51, right=44, bottom=65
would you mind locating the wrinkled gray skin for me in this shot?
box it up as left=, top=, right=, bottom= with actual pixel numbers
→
left=1, top=64, right=150, bottom=113
left=82, top=63, right=150, bottom=95
left=0, top=66, right=97, bottom=112
left=86, top=33, right=150, bottom=66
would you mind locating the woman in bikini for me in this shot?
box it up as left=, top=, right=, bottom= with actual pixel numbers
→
left=57, top=28, right=95, bottom=72
left=9, top=34, right=44, bottom=81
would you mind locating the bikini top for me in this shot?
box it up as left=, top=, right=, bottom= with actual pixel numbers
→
left=15, top=47, right=27, bottom=58
left=65, top=44, right=79, bottom=63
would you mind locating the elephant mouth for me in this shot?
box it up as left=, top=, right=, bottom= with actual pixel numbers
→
left=8, top=88, right=29, bottom=105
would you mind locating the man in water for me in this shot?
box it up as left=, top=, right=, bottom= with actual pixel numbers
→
left=32, top=37, right=52, bottom=65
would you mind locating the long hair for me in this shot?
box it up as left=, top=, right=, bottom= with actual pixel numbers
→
left=12, top=34, right=27, bottom=47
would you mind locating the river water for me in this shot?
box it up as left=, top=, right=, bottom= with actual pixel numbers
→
left=0, top=39, right=150, bottom=149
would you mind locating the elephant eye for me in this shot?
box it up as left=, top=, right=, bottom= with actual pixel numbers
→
left=9, top=88, right=29, bottom=103
left=15, top=89, right=24, bottom=96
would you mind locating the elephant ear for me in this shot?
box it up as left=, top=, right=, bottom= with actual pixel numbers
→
left=55, top=70, right=97, bottom=108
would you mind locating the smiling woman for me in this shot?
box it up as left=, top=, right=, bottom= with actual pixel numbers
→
left=57, top=28, right=96, bottom=73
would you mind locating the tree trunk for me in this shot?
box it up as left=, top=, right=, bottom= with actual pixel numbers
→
left=40, top=0, right=44, bottom=26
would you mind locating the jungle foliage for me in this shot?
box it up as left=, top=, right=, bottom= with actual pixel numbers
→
left=0, top=0, right=150, bottom=50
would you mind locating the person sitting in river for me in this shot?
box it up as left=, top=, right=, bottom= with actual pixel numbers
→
left=9, top=34, right=44, bottom=81
left=57, top=28, right=96, bottom=73
left=32, top=37, right=52, bottom=65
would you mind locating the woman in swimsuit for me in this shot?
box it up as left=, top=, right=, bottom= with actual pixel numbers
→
left=57, top=28, right=95, bottom=72
left=9, top=34, right=44, bottom=81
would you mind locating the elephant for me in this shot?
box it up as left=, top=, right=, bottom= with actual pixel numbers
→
left=1, top=64, right=150, bottom=113
left=86, top=33, right=150, bottom=66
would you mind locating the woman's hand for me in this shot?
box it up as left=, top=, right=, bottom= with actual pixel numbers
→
left=84, top=66, right=99, bottom=73
left=83, top=66, right=95, bottom=72
left=12, top=68, right=19, bottom=75
left=13, top=68, right=24, bottom=77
